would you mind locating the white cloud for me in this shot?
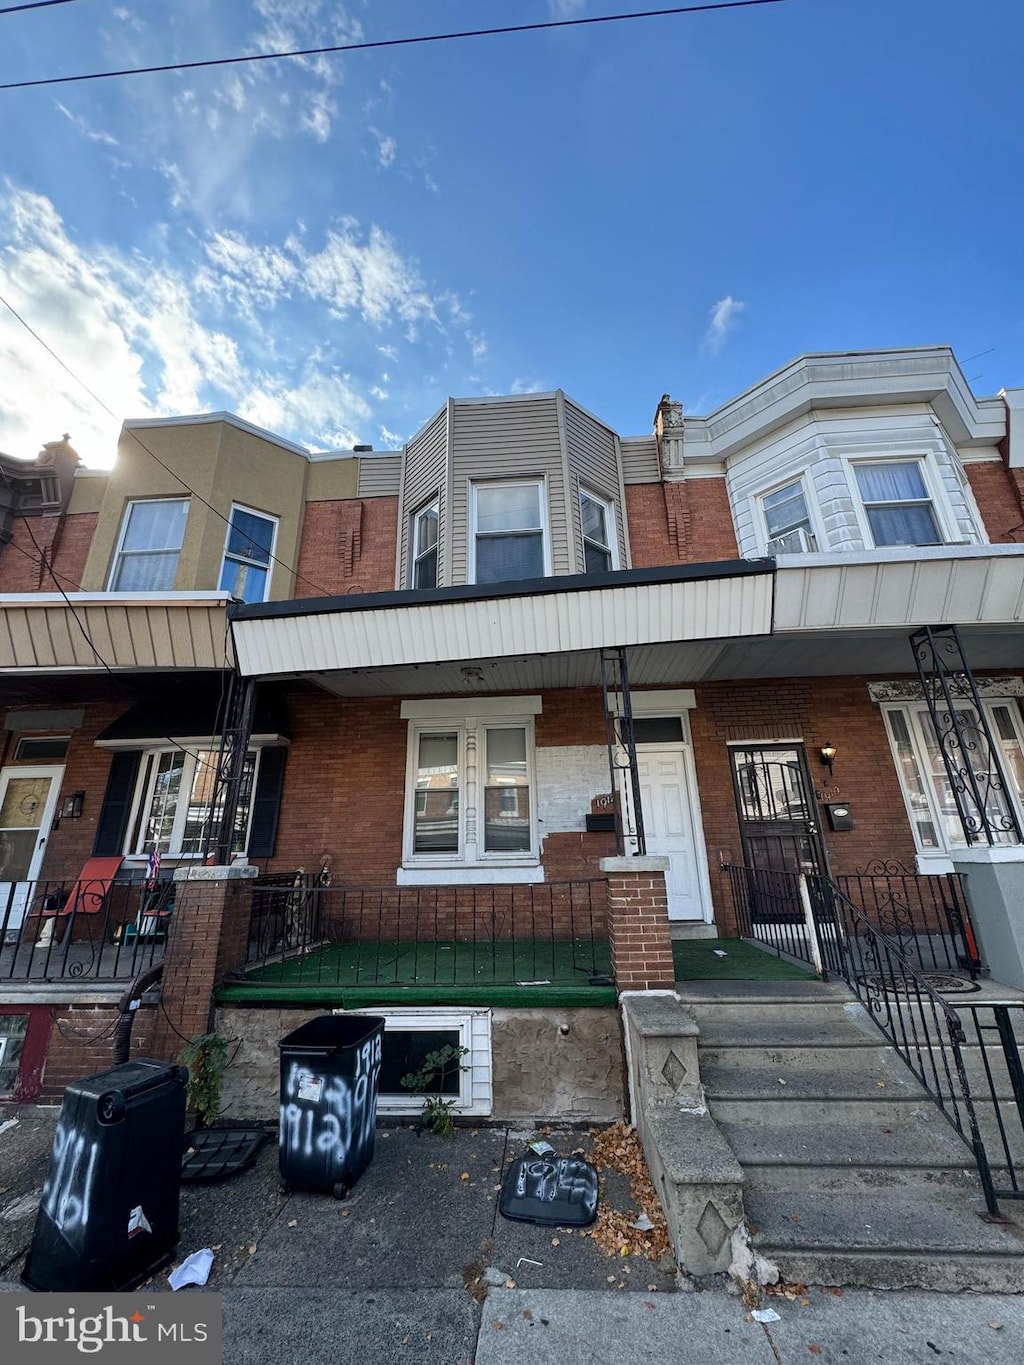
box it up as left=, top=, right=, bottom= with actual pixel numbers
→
left=702, top=295, right=746, bottom=356
left=548, top=0, right=587, bottom=16
left=55, top=104, right=120, bottom=148
left=509, top=377, right=547, bottom=395
left=379, top=425, right=405, bottom=448
left=370, top=127, right=398, bottom=169
left=0, top=184, right=489, bottom=466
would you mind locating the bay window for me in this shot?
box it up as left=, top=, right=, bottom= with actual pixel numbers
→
left=472, top=480, right=547, bottom=583
left=761, top=479, right=816, bottom=553
left=853, top=461, right=942, bottom=547
left=580, top=489, right=617, bottom=573
left=883, top=700, right=1024, bottom=855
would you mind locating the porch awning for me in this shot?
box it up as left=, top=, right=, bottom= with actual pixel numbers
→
left=0, top=592, right=234, bottom=673
left=229, top=561, right=775, bottom=691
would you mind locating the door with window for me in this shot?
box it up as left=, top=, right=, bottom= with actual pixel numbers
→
left=628, top=717, right=711, bottom=922
left=729, top=745, right=827, bottom=919
left=0, top=766, right=64, bottom=932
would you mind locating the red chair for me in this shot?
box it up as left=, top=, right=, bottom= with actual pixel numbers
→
left=37, top=856, right=125, bottom=946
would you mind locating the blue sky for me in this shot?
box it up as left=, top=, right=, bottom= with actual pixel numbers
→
left=0, top=0, right=1022, bottom=466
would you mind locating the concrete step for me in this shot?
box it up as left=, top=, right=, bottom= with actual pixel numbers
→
left=698, top=1047, right=923, bottom=1100
left=689, top=1007, right=878, bottom=1049
left=745, top=1189, right=1024, bottom=1258
left=762, top=1247, right=1024, bottom=1293
left=712, top=1096, right=935, bottom=1127
left=675, top=981, right=856, bottom=1006
left=716, top=1112, right=978, bottom=1192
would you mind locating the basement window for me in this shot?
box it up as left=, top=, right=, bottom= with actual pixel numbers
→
left=345, top=1007, right=492, bottom=1116
left=0, top=1014, right=28, bottom=1096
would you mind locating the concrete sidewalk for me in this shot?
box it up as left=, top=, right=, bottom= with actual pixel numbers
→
left=2, top=1109, right=1022, bottom=1364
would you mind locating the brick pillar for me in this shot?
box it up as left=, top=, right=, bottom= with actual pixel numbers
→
left=150, top=864, right=258, bottom=1057
left=600, top=856, right=676, bottom=992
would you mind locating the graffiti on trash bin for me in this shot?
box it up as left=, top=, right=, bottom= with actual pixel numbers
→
left=279, top=1033, right=382, bottom=1179
left=515, top=1158, right=598, bottom=1217
left=40, top=1120, right=98, bottom=1240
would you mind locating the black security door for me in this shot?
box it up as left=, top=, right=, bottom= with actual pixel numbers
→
left=729, top=745, right=828, bottom=919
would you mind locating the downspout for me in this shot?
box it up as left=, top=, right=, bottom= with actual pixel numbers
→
left=113, top=962, right=164, bottom=1064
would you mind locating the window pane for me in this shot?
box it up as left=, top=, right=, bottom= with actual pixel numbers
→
left=476, top=484, right=541, bottom=533
left=485, top=728, right=529, bottom=852
left=415, top=733, right=459, bottom=853
left=633, top=717, right=684, bottom=744
left=122, top=500, right=188, bottom=552
left=0, top=1015, right=28, bottom=1096
left=219, top=559, right=269, bottom=603
left=377, top=1029, right=462, bottom=1096
left=990, top=705, right=1024, bottom=815
left=866, top=504, right=941, bottom=546
left=762, top=482, right=810, bottom=537
left=886, top=709, right=939, bottom=848
left=226, top=509, right=275, bottom=564
left=416, top=505, right=439, bottom=552
left=145, top=752, right=186, bottom=855
left=180, top=749, right=256, bottom=855
left=487, top=728, right=527, bottom=782
left=112, top=552, right=181, bottom=592
left=14, top=736, right=69, bottom=760
left=583, top=541, right=612, bottom=574
left=855, top=462, right=928, bottom=502
left=581, top=496, right=608, bottom=545
left=475, top=533, right=544, bottom=583
left=413, top=546, right=438, bottom=589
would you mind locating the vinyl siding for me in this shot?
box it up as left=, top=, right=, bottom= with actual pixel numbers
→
left=621, top=436, right=660, bottom=484
left=563, top=398, right=628, bottom=571
left=398, top=405, right=449, bottom=587
left=450, top=395, right=569, bottom=582
left=356, top=455, right=402, bottom=498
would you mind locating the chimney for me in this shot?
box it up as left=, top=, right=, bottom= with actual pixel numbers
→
left=654, top=395, right=684, bottom=474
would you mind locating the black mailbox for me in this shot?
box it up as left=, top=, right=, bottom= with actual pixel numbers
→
left=826, top=802, right=854, bottom=831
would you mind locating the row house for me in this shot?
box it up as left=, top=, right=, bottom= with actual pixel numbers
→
left=2, top=346, right=1024, bottom=1120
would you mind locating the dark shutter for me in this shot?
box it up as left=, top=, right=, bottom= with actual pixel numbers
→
left=92, top=751, right=141, bottom=856
left=248, top=747, right=286, bottom=857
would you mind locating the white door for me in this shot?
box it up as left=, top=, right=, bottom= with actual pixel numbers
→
left=633, top=747, right=710, bottom=921
left=0, top=765, right=64, bottom=934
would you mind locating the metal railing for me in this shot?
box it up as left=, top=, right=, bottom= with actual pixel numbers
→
left=950, top=1001, right=1024, bottom=1203
left=835, top=862, right=979, bottom=978
left=807, top=878, right=1021, bottom=1214
left=245, top=877, right=611, bottom=989
left=722, top=863, right=980, bottom=979
left=0, top=877, right=170, bottom=982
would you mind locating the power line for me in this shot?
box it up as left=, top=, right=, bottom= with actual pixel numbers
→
left=0, top=0, right=77, bottom=14
left=0, top=1, right=791, bottom=92
left=0, top=288, right=334, bottom=597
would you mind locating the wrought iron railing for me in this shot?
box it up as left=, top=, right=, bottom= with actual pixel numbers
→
left=0, top=877, right=170, bottom=982
left=950, top=1001, right=1024, bottom=1203
left=722, top=863, right=981, bottom=980
left=807, top=878, right=1019, bottom=1214
left=245, top=877, right=611, bottom=989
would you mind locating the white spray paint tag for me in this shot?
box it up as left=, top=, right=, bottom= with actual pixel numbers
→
left=297, top=1074, right=324, bottom=1103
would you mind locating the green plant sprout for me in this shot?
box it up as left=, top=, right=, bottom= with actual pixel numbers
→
left=180, top=1031, right=229, bottom=1127
left=400, top=1044, right=469, bottom=1136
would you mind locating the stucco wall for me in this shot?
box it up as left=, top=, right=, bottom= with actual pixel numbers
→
left=215, top=1004, right=624, bottom=1124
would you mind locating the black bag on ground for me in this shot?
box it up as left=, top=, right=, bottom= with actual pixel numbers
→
left=499, top=1153, right=599, bottom=1227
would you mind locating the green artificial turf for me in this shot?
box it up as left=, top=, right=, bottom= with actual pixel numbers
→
left=244, top=936, right=613, bottom=989
left=673, top=937, right=815, bottom=981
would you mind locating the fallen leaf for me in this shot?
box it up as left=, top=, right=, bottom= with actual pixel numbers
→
left=809, top=1346, right=822, bottom=1357
left=341, top=1210, right=352, bottom=1218
left=491, top=1321, right=505, bottom=1332
left=988, top=1321, right=1003, bottom=1330
left=522, top=1310, right=533, bottom=1321
left=551, top=1237, right=560, bottom=1246
left=287, top=1219, right=298, bottom=1228
left=504, top=1279, right=516, bottom=1289
left=247, top=1244, right=257, bottom=1256
left=461, top=1172, right=470, bottom=1181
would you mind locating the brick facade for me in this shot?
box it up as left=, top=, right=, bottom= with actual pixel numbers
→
left=293, top=496, right=399, bottom=598
left=966, top=462, right=1024, bottom=544
left=602, top=861, right=676, bottom=991
left=40, top=1003, right=158, bottom=1102
left=625, top=479, right=740, bottom=568
left=0, top=511, right=97, bottom=593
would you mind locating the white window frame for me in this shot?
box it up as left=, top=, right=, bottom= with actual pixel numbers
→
left=847, top=456, right=954, bottom=550
left=579, top=486, right=619, bottom=573
left=344, top=1007, right=492, bottom=1117
left=468, top=477, right=551, bottom=585
left=123, top=743, right=265, bottom=860
left=753, top=473, right=823, bottom=554
left=399, top=696, right=543, bottom=883
left=219, top=503, right=279, bottom=605
left=881, top=699, right=1024, bottom=866
left=410, top=496, right=440, bottom=590
left=108, top=497, right=190, bottom=592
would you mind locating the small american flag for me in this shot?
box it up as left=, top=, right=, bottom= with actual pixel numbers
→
left=146, top=846, right=161, bottom=889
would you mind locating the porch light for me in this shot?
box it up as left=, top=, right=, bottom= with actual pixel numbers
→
left=818, top=743, right=837, bottom=776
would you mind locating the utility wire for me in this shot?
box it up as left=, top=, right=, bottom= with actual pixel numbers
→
left=0, top=1, right=791, bottom=92
left=0, top=0, right=77, bottom=14
left=0, top=288, right=335, bottom=597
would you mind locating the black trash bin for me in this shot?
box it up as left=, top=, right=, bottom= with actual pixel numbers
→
left=23, top=1058, right=186, bottom=1292
left=279, top=1014, right=384, bottom=1197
